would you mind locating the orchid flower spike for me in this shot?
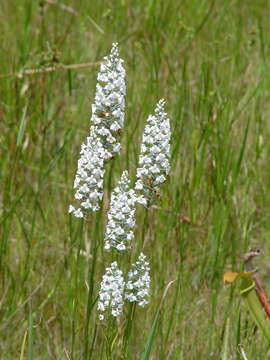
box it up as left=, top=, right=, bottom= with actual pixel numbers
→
left=135, top=99, right=171, bottom=206
left=125, top=253, right=151, bottom=307
left=104, top=171, right=138, bottom=252
left=69, top=132, right=105, bottom=217
left=92, top=42, right=126, bottom=159
left=69, top=43, right=126, bottom=217
left=97, top=261, right=125, bottom=320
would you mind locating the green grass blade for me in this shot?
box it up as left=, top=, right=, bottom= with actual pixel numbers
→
left=28, top=303, right=34, bottom=360
left=221, top=318, right=230, bottom=360
left=19, top=330, right=28, bottom=360
left=140, top=280, right=175, bottom=360
left=16, top=104, right=28, bottom=147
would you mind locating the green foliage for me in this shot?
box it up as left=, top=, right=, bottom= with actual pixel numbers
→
left=224, top=271, right=270, bottom=344
left=1, top=0, right=270, bottom=358
left=240, top=276, right=270, bottom=345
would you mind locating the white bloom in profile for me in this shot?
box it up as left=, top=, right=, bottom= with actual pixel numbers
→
left=92, top=42, right=126, bottom=159
left=104, top=171, right=138, bottom=252
left=125, top=253, right=150, bottom=307
left=135, top=99, right=171, bottom=206
left=69, top=132, right=106, bottom=217
left=97, top=261, right=125, bottom=320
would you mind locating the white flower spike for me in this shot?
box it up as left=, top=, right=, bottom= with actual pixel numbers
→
left=69, top=43, right=126, bottom=216
left=98, top=261, right=125, bottom=320
left=92, top=42, right=126, bottom=159
left=69, top=132, right=105, bottom=217
left=135, top=99, right=171, bottom=206
left=104, top=171, right=138, bottom=252
left=125, top=253, right=151, bottom=307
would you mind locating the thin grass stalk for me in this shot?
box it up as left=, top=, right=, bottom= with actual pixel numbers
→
left=141, top=280, right=175, bottom=360
left=236, top=311, right=242, bottom=360
left=164, top=272, right=181, bottom=344
left=71, top=219, right=84, bottom=359
left=84, top=210, right=103, bottom=357
left=122, top=302, right=137, bottom=357
left=103, top=316, right=118, bottom=360
left=19, top=330, right=28, bottom=360
left=88, top=323, right=98, bottom=360
left=140, top=207, right=149, bottom=250
left=221, top=318, right=230, bottom=360
left=27, top=300, right=34, bottom=360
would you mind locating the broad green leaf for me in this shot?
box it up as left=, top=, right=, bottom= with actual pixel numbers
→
left=224, top=271, right=270, bottom=344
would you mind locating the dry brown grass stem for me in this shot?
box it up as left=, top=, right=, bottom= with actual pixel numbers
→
left=0, top=61, right=103, bottom=79
left=45, top=0, right=79, bottom=16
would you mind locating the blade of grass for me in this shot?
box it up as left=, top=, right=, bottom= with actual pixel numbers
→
left=28, top=301, right=34, bottom=360
left=19, top=330, right=28, bottom=360
left=140, top=280, right=175, bottom=360
left=221, top=318, right=230, bottom=360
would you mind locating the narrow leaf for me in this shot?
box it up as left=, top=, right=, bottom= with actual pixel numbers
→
left=16, top=104, right=28, bottom=147
left=19, top=330, right=28, bottom=360
left=221, top=318, right=230, bottom=360
left=141, top=280, right=175, bottom=360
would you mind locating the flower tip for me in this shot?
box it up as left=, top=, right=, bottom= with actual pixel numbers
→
left=159, top=98, right=166, bottom=105
left=112, top=42, right=119, bottom=49
left=110, top=42, right=120, bottom=59
left=155, top=99, right=166, bottom=113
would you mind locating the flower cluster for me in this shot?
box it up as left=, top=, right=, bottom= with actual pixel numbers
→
left=135, top=99, right=171, bottom=205
left=69, top=132, right=105, bottom=217
left=92, top=42, right=126, bottom=159
left=125, top=253, right=150, bottom=307
left=104, top=171, right=138, bottom=251
left=98, top=254, right=150, bottom=320
left=69, top=43, right=126, bottom=217
left=68, top=44, right=169, bottom=321
left=97, top=261, right=125, bottom=320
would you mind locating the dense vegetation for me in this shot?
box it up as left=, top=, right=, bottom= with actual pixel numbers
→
left=1, top=1, right=270, bottom=358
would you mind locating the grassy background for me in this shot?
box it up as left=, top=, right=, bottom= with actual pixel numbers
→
left=1, top=0, right=270, bottom=358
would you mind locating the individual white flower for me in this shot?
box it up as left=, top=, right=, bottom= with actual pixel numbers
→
left=125, top=253, right=150, bottom=307
left=97, top=261, right=125, bottom=320
left=104, top=171, right=138, bottom=252
left=92, top=42, right=126, bottom=159
left=135, top=99, right=171, bottom=206
left=69, top=131, right=105, bottom=217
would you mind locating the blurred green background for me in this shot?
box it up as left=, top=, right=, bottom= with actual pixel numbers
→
left=1, top=0, right=270, bottom=358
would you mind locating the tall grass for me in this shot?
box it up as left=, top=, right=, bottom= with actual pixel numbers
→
left=1, top=0, right=270, bottom=358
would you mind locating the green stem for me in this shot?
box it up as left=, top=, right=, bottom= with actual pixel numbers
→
left=122, top=302, right=137, bottom=357
left=71, top=219, right=84, bottom=359
left=140, top=207, right=149, bottom=251
left=84, top=211, right=102, bottom=357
